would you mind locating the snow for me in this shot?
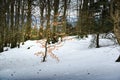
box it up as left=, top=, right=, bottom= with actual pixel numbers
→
left=0, top=36, right=120, bottom=80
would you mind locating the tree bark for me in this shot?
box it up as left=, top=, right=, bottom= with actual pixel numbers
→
left=110, top=0, right=120, bottom=44
left=96, top=33, right=99, bottom=48
left=114, top=23, right=120, bottom=44
left=42, top=40, right=48, bottom=62
left=110, top=0, right=120, bottom=62
left=25, top=0, right=32, bottom=40
left=53, top=0, right=59, bottom=33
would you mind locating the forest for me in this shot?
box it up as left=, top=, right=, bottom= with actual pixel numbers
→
left=0, top=0, right=120, bottom=50
left=0, top=0, right=120, bottom=80
left=1, top=0, right=120, bottom=61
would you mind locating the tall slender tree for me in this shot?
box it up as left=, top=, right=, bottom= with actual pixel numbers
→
left=53, top=0, right=60, bottom=33
left=25, top=0, right=32, bottom=40
left=38, top=0, right=46, bottom=39
left=110, top=0, right=120, bottom=62
left=0, top=0, right=6, bottom=52
left=42, top=0, right=51, bottom=62
left=110, top=0, right=120, bottom=44
left=10, top=0, right=16, bottom=48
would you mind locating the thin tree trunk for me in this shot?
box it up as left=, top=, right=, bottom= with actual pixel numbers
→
left=62, top=0, right=67, bottom=33
left=0, top=0, right=5, bottom=52
left=39, top=0, right=45, bottom=39
left=53, top=0, right=59, bottom=33
left=10, top=0, right=17, bottom=48
left=21, top=0, right=25, bottom=45
left=25, top=0, right=32, bottom=40
left=96, top=33, right=99, bottom=48
left=42, top=40, right=48, bottom=62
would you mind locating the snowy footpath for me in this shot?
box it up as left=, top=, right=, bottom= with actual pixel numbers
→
left=0, top=36, right=120, bottom=80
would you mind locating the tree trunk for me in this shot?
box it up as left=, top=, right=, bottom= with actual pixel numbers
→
left=96, top=33, right=99, bottom=48
left=10, top=1, right=17, bottom=48
left=114, top=23, right=120, bottom=44
left=62, top=0, right=68, bottom=33
left=21, top=0, right=25, bottom=44
left=0, top=0, right=5, bottom=52
left=110, top=0, right=120, bottom=44
left=110, top=0, right=120, bottom=62
left=25, top=0, right=32, bottom=40
left=0, top=41, right=3, bottom=52
left=42, top=40, right=48, bottom=62
left=39, top=0, right=46, bottom=39
left=53, top=0, right=59, bottom=33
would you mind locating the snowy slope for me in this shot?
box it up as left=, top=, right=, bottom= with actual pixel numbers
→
left=0, top=36, right=120, bottom=80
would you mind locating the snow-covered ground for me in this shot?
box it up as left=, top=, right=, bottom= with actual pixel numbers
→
left=0, top=36, right=120, bottom=80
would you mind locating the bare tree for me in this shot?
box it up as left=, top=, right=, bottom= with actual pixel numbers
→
left=42, top=0, right=51, bottom=62
left=38, top=0, right=46, bottom=39
left=24, top=0, right=32, bottom=40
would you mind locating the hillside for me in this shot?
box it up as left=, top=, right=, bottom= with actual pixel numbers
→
left=0, top=36, right=120, bottom=80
